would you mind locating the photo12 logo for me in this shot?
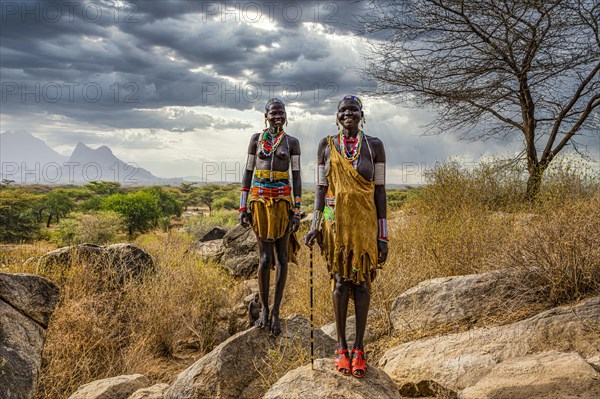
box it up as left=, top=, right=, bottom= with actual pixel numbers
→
left=1, top=81, right=140, bottom=104
left=201, top=81, right=339, bottom=104
left=199, top=1, right=339, bottom=24
left=1, top=162, right=140, bottom=184
left=1, top=1, right=138, bottom=24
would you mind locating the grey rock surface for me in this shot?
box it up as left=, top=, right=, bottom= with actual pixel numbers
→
left=459, top=351, right=600, bottom=399
left=263, top=358, right=403, bottom=399
left=0, top=272, right=59, bottom=399
left=380, top=296, right=600, bottom=394
left=165, top=314, right=336, bottom=399
left=67, top=374, right=150, bottom=399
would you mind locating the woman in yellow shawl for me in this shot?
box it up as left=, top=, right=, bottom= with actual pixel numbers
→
left=240, top=98, right=302, bottom=336
left=305, top=95, right=388, bottom=378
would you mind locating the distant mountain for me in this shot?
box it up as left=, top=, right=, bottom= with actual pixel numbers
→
left=0, top=131, right=175, bottom=185
left=68, top=142, right=158, bottom=184
left=0, top=130, right=68, bottom=166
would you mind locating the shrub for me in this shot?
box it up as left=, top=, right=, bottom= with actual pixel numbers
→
left=50, top=211, right=124, bottom=246
left=489, top=195, right=600, bottom=306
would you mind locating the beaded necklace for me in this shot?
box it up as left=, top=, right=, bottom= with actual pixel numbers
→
left=259, top=129, right=286, bottom=157
left=339, top=130, right=362, bottom=162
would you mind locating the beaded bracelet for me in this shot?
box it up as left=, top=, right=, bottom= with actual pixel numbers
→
left=239, top=188, right=250, bottom=213
left=294, top=196, right=302, bottom=218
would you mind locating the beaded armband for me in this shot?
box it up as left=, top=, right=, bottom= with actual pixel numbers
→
left=239, top=188, right=249, bottom=212
left=375, top=162, right=385, bottom=185
left=294, top=196, right=302, bottom=218
left=311, top=210, right=323, bottom=231
left=377, top=218, right=388, bottom=242
left=291, top=155, right=300, bottom=172
left=317, top=164, right=327, bottom=186
left=245, top=154, right=255, bottom=171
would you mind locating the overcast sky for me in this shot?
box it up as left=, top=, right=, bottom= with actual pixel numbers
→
left=1, top=0, right=597, bottom=184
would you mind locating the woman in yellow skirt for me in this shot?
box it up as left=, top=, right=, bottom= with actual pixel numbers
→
left=240, top=98, right=301, bottom=336
left=305, top=95, right=388, bottom=377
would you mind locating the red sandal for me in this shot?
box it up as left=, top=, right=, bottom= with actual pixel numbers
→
left=351, top=348, right=367, bottom=378
left=334, top=349, right=352, bottom=376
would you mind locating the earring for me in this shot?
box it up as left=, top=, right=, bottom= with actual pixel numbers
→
left=264, top=117, right=267, bottom=128
left=361, top=116, right=366, bottom=128
left=336, top=118, right=340, bottom=130
left=286, top=120, right=288, bottom=126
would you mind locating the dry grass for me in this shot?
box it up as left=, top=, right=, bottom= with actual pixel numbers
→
left=1, top=160, right=598, bottom=397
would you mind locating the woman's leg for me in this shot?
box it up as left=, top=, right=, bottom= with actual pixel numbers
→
left=270, top=230, right=290, bottom=335
left=351, top=281, right=370, bottom=377
left=332, top=273, right=351, bottom=350
left=352, top=281, right=370, bottom=350
left=256, top=238, right=273, bottom=328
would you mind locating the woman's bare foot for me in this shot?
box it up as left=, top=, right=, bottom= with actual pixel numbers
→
left=256, top=306, right=270, bottom=329
left=270, top=313, right=281, bottom=336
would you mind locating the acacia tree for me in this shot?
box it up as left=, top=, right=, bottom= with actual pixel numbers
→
left=365, top=0, right=599, bottom=198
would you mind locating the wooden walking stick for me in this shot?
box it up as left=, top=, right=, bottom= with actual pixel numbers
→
left=309, top=244, right=314, bottom=370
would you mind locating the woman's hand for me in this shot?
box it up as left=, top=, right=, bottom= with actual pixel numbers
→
left=377, top=240, right=388, bottom=264
left=239, top=209, right=252, bottom=227
left=290, top=216, right=300, bottom=233
left=304, top=229, right=321, bottom=247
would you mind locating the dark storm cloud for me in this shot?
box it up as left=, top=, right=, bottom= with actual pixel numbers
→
left=0, top=0, right=381, bottom=163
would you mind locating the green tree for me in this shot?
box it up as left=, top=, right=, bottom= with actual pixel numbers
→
left=85, top=181, right=123, bottom=195
left=0, top=189, right=40, bottom=242
left=143, top=186, right=183, bottom=219
left=191, top=184, right=223, bottom=213
left=42, top=190, right=75, bottom=227
left=179, top=182, right=197, bottom=210
left=102, top=191, right=159, bottom=235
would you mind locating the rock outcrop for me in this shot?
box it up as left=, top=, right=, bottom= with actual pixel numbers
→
left=67, top=374, right=150, bottom=399
left=220, top=225, right=258, bottom=277
left=128, top=383, right=169, bottom=399
left=379, top=296, right=600, bottom=395
left=165, top=314, right=336, bottom=399
left=263, top=358, right=403, bottom=399
left=28, top=243, right=155, bottom=282
left=389, top=270, right=538, bottom=335
left=192, top=239, right=224, bottom=261
left=200, top=227, right=228, bottom=242
left=459, top=351, right=600, bottom=399
left=0, top=273, right=60, bottom=399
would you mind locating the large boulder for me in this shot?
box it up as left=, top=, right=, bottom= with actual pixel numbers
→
left=164, top=314, right=336, bottom=399
left=192, top=239, right=224, bottom=261
left=220, top=225, right=258, bottom=277
left=460, top=351, right=600, bottom=399
left=200, top=227, right=228, bottom=242
left=67, top=374, right=150, bottom=399
left=379, top=296, right=600, bottom=395
left=390, top=270, right=538, bottom=335
left=263, top=358, right=403, bottom=399
left=0, top=273, right=60, bottom=399
left=27, top=243, right=155, bottom=283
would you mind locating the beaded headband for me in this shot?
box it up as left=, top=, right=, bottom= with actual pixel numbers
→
left=338, top=95, right=362, bottom=110
left=265, top=98, right=286, bottom=111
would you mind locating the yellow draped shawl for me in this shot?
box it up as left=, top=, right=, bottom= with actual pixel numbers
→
left=320, top=136, right=379, bottom=286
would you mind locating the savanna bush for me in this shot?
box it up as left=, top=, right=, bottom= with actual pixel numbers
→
left=50, top=211, right=123, bottom=246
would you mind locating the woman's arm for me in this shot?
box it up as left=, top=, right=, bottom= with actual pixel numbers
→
left=371, top=137, right=388, bottom=263
left=305, top=137, right=329, bottom=246
left=240, top=133, right=259, bottom=226
left=290, top=137, right=302, bottom=232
